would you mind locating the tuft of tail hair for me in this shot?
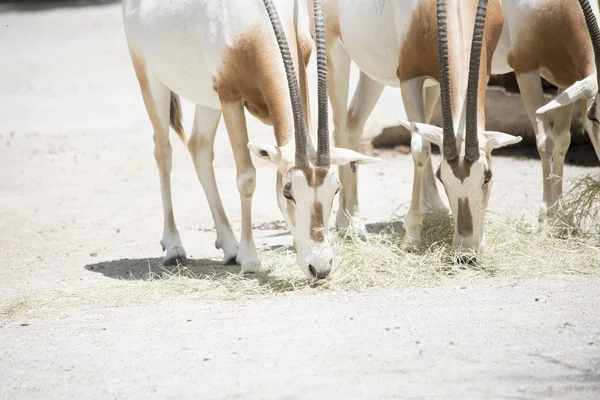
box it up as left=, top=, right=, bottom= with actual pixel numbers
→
left=169, top=92, right=186, bottom=143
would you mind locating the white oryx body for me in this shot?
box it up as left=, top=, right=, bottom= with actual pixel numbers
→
left=315, top=0, right=520, bottom=252
left=122, top=0, right=377, bottom=278
left=490, top=0, right=600, bottom=218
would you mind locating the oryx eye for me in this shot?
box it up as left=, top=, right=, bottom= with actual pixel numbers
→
left=483, top=170, right=492, bottom=186
left=283, top=182, right=294, bottom=201
left=335, top=187, right=340, bottom=195
left=588, top=102, right=598, bottom=122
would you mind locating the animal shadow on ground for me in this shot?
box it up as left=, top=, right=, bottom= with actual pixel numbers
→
left=85, top=257, right=238, bottom=281
left=0, top=0, right=119, bottom=13
left=84, top=255, right=325, bottom=294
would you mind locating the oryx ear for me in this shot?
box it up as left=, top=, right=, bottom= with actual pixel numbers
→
left=248, top=143, right=296, bottom=166
left=330, top=147, right=381, bottom=166
left=397, top=119, right=443, bottom=147
left=484, top=131, right=522, bottom=151
left=536, top=75, right=597, bottom=115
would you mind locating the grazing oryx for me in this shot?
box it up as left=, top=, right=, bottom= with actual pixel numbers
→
left=491, top=0, right=600, bottom=220
left=315, top=0, right=520, bottom=252
left=122, top=0, right=378, bottom=279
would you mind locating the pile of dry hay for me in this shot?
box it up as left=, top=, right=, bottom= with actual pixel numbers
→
left=147, top=172, right=600, bottom=296
left=2, top=174, right=600, bottom=318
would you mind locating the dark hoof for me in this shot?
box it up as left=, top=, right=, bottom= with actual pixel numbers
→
left=224, top=256, right=238, bottom=266
left=164, top=255, right=187, bottom=266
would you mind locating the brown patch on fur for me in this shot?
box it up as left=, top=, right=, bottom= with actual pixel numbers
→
left=397, top=0, right=440, bottom=83
left=479, top=0, right=504, bottom=118
left=447, top=158, right=473, bottom=183
left=301, top=166, right=329, bottom=188
left=216, top=21, right=312, bottom=148
left=457, top=198, right=474, bottom=236
left=399, top=0, right=503, bottom=129
left=508, top=0, right=594, bottom=87
left=310, top=201, right=325, bottom=243
left=169, top=92, right=186, bottom=142
left=130, top=53, right=167, bottom=139
left=131, top=53, right=186, bottom=144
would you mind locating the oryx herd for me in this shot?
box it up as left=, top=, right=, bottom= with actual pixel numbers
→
left=122, top=0, right=600, bottom=279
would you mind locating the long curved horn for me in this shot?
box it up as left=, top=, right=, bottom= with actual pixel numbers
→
left=437, top=0, right=459, bottom=161
left=579, top=0, right=600, bottom=88
left=263, top=0, right=309, bottom=169
left=536, top=75, right=597, bottom=115
left=464, top=0, right=489, bottom=162
left=313, top=0, right=330, bottom=167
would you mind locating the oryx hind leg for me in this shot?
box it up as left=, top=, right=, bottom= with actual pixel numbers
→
left=548, top=93, right=575, bottom=215
left=188, top=105, right=239, bottom=265
left=327, top=41, right=352, bottom=229
left=583, top=100, right=600, bottom=162
left=423, top=84, right=440, bottom=125
left=328, top=39, right=384, bottom=233
left=131, top=54, right=186, bottom=266
left=338, top=71, right=384, bottom=231
left=402, top=78, right=442, bottom=247
left=420, top=83, right=444, bottom=211
left=516, top=71, right=554, bottom=222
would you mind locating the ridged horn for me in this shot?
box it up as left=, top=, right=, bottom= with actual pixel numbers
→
left=437, top=0, right=459, bottom=161
left=313, top=0, right=330, bottom=167
left=464, top=0, right=489, bottom=162
left=262, top=0, right=309, bottom=169
left=579, top=0, right=600, bottom=88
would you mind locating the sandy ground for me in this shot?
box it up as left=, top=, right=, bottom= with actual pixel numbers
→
left=1, top=2, right=599, bottom=399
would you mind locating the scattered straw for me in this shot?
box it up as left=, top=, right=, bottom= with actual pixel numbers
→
left=0, top=295, right=35, bottom=320
left=557, top=173, right=600, bottom=243
left=3, top=175, right=600, bottom=320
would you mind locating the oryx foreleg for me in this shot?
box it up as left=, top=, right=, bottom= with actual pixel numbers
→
left=221, top=100, right=259, bottom=275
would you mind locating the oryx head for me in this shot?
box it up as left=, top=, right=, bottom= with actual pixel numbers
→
left=536, top=0, right=600, bottom=154
left=400, top=0, right=521, bottom=254
left=249, top=0, right=379, bottom=279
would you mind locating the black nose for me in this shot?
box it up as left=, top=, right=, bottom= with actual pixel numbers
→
left=308, top=264, right=330, bottom=280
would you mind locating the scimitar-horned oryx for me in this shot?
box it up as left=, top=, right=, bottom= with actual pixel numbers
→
left=123, top=0, right=378, bottom=279
left=491, top=0, right=600, bottom=220
left=314, top=0, right=521, bottom=253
